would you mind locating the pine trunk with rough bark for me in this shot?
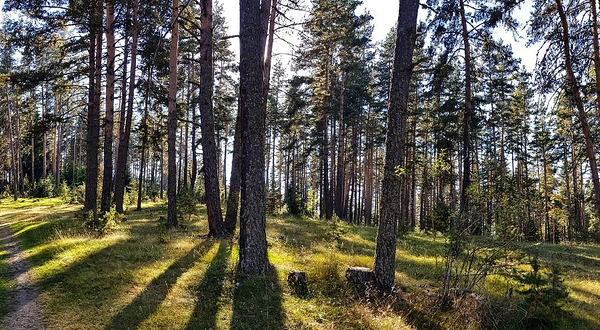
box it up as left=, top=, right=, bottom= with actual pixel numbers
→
left=200, top=0, right=226, bottom=237
left=458, top=0, right=473, bottom=227
left=556, top=0, right=600, bottom=223
left=84, top=0, right=103, bottom=212
left=238, top=0, right=269, bottom=274
left=224, top=112, right=241, bottom=233
left=114, top=0, right=139, bottom=213
left=101, top=0, right=116, bottom=213
left=167, top=0, right=180, bottom=228
left=373, top=0, right=419, bottom=292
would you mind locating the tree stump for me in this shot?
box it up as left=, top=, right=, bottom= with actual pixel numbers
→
left=287, top=270, right=308, bottom=295
left=345, top=267, right=375, bottom=294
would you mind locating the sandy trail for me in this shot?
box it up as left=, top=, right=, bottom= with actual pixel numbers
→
left=0, top=218, right=45, bottom=330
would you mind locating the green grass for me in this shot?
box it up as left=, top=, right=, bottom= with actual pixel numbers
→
left=0, top=198, right=598, bottom=329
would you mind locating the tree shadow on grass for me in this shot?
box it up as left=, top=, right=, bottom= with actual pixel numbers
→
left=230, top=265, right=284, bottom=330
left=104, top=239, right=215, bottom=330
left=185, top=241, right=233, bottom=330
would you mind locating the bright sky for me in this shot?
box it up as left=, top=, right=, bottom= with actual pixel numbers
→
left=221, top=0, right=538, bottom=72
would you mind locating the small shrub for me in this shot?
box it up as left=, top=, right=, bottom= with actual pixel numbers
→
left=515, top=254, right=568, bottom=328
left=178, top=189, right=198, bottom=222
left=82, top=207, right=121, bottom=235
left=58, top=181, right=71, bottom=202
left=97, top=207, right=121, bottom=235
left=309, top=253, right=345, bottom=296
left=327, top=219, right=347, bottom=248
left=70, top=184, right=85, bottom=204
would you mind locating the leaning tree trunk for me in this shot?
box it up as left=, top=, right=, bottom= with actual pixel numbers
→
left=556, top=0, right=600, bottom=222
left=114, top=0, right=139, bottom=213
left=373, top=0, right=419, bottom=292
left=166, top=0, right=180, bottom=228
left=199, top=0, right=226, bottom=237
left=238, top=0, right=269, bottom=275
left=84, top=0, right=103, bottom=212
left=101, top=0, right=116, bottom=213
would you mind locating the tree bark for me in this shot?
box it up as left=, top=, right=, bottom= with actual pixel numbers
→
left=373, top=0, right=419, bottom=292
left=238, top=0, right=269, bottom=274
left=458, top=0, right=473, bottom=227
left=199, top=0, right=226, bottom=236
left=114, top=0, right=139, bottom=213
left=84, top=0, right=103, bottom=212
left=556, top=0, right=600, bottom=222
left=167, top=0, right=180, bottom=228
left=6, top=89, right=18, bottom=201
left=101, top=0, right=116, bottom=212
left=224, top=111, right=241, bottom=233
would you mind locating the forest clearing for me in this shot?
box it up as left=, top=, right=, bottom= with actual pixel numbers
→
left=0, top=198, right=598, bottom=329
left=3, top=0, right=600, bottom=328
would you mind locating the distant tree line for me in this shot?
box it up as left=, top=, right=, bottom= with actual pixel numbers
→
left=1, top=0, right=600, bottom=280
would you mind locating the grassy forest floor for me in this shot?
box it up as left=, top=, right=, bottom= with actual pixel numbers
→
left=0, top=198, right=598, bottom=330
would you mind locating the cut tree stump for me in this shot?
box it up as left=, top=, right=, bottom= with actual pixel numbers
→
left=288, top=270, right=308, bottom=295
left=346, top=267, right=376, bottom=294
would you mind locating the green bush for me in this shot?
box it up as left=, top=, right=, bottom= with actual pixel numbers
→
left=515, top=254, right=569, bottom=329
left=177, top=189, right=198, bottom=222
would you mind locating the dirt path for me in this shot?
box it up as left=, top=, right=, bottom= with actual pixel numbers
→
left=0, top=220, right=45, bottom=330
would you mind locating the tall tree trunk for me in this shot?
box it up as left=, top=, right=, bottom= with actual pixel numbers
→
left=190, top=102, right=198, bottom=191
left=199, top=0, right=226, bottom=236
left=6, top=89, right=18, bottom=201
left=114, top=0, right=139, bottom=213
left=30, top=93, right=35, bottom=188
left=42, top=83, right=47, bottom=180
left=84, top=0, right=103, bottom=212
left=224, top=112, right=241, bottom=233
left=373, top=0, right=419, bottom=292
left=101, top=0, right=116, bottom=212
left=590, top=0, right=600, bottom=120
left=458, top=0, right=473, bottom=228
left=115, top=4, right=130, bottom=176
left=238, top=0, right=269, bottom=274
left=556, top=0, right=600, bottom=222
left=335, top=72, right=346, bottom=219
left=167, top=0, right=180, bottom=228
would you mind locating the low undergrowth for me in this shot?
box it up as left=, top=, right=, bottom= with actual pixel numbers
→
left=0, top=198, right=597, bottom=329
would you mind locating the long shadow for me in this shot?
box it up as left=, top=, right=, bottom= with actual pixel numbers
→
left=185, top=241, right=233, bottom=330
left=104, top=239, right=215, bottom=330
left=230, top=265, right=284, bottom=330
left=5, top=210, right=198, bottom=321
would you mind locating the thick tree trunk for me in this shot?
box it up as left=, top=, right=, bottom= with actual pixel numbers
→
left=84, top=0, right=103, bottom=212
left=101, top=0, right=116, bottom=212
left=114, top=0, right=139, bottom=213
left=167, top=0, right=180, bottom=228
left=199, top=0, right=226, bottom=236
left=373, top=0, right=419, bottom=292
left=238, top=0, right=269, bottom=274
left=556, top=0, right=600, bottom=222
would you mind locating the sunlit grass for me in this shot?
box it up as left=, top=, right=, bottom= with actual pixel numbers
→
left=0, top=198, right=598, bottom=329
